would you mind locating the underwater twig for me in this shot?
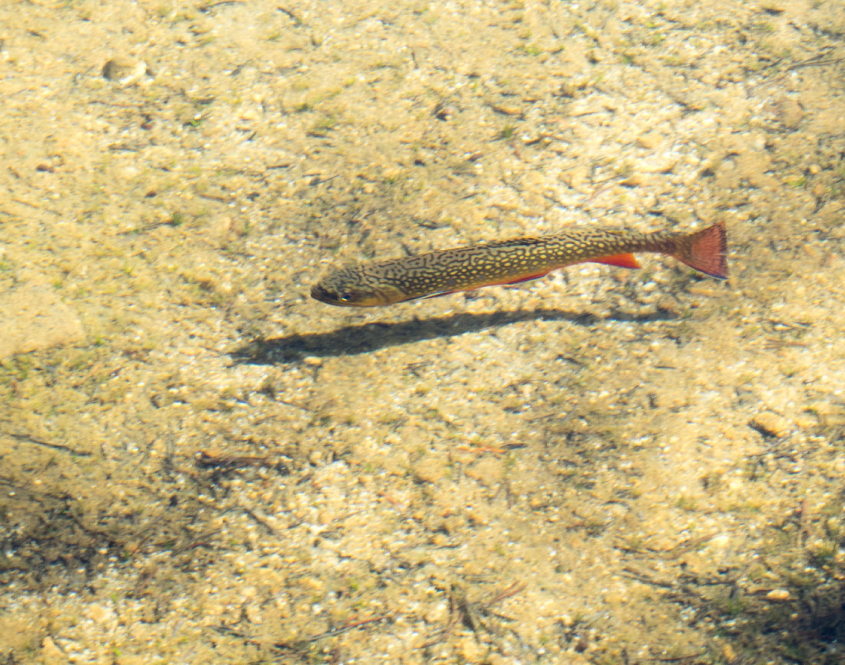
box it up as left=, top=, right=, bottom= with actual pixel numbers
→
left=646, top=652, right=707, bottom=663
left=421, top=581, right=526, bottom=649
left=749, top=53, right=845, bottom=95
left=303, top=613, right=391, bottom=642
left=197, top=451, right=271, bottom=469
left=798, top=495, right=812, bottom=546
left=2, top=430, right=92, bottom=456
left=455, top=443, right=507, bottom=455
left=483, top=581, right=527, bottom=610
left=198, top=0, right=244, bottom=12
left=270, top=613, right=392, bottom=653
left=784, top=54, right=845, bottom=73
left=277, top=5, right=305, bottom=26
left=621, top=567, right=676, bottom=589
left=11, top=198, right=61, bottom=215
left=657, top=533, right=718, bottom=560
left=239, top=506, right=277, bottom=536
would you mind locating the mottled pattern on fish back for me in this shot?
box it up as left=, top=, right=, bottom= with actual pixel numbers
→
left=361, top=228, right=667, bottom=299
left=311, top=223, right=727, bottom=307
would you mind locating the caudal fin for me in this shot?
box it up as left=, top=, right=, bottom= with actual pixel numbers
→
left=672, top=222, right=728, bottom=279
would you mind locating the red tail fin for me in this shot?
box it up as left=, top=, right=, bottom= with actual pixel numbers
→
left=672, top=222, right=728, bottom=279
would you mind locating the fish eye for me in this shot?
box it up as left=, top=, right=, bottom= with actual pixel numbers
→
left=339, top=293, right=353, bottom=302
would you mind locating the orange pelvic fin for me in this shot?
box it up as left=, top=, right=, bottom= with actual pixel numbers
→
left=590, top=253, right=641, bottom=269
left=672, top=222, right=728, bottom=279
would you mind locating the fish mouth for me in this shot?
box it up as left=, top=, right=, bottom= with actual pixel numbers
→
left=310, top=283, right=335, bottom=304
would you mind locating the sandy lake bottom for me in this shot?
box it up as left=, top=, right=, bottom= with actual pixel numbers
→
left=2, top=1, right=845, bottom=663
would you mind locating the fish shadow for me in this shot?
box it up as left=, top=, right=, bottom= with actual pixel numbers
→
left=230, top=307, right=676, bottom=365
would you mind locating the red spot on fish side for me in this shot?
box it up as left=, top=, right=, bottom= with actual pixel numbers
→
left=589, top=253, right=641, bottom=269
left=674, top=222, right=728, bottom=279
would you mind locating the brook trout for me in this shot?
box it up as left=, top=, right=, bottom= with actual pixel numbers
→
left=311, top=222, right=727, bottom=307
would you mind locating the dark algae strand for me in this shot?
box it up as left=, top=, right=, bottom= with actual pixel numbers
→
left=311, top=222, right=728, bottom=307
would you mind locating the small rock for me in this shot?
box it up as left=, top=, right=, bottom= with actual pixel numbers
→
left=486, top=655, right=510, bottom=665
left=635, top=132, right=663, bottom=150
left=620, top=174, right=645, bottom=187
left=795, top=415, right=818, bottom=429
left=489, top=102, right=524, bottom=117
left=85, top=603, right=114, bottom=624
left=413, top=456, right=446, bottom=484
left=245, top=603, right=262, bottom=624
left=433, top=102, right=458, bottom=121
left=116, top=655, right=146, bottom=665
left=766, top=589, right=791, bottom=602
left=424, top=601, right=448, bottom=624
left=102, top=58, right=150, bottom=86
left=750, top=412, right=789, bottom=438
left=467, top=507, right=490, bottom=525
left=760, top=1, right=785, bottom=12
left=736, top=151, right=776, bottom=189
left=459, top=635, right=484, bottom=662
left=809, top=401, right=842, bottom=424
left=775, top=98, right=804, bottom=130
left=0, top=285, right=85, bottom=359
left=465, top=458, right=504, bottom=486
left=431, top=532, right=449, bottom=547
left=604, top=591, right=626, bottom=606
left=41, top=636, right=66, bottom=665
left=300, top=576, right=325, bottom=592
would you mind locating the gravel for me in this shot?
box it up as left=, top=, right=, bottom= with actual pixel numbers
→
left=1, top=0, right=845, bottom=663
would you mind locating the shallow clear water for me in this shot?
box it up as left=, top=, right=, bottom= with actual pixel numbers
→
left=1, top=1, right=845, bottom=662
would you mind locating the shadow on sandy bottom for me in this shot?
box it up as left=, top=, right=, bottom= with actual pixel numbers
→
left=231, top=307, right=676, bottom=364
left=0, top=470, right=217, bottom=593
left=684, top=574, right=845, bottom=664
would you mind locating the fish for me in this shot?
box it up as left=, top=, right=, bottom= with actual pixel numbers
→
left=310, top=222, right=727, bottom=307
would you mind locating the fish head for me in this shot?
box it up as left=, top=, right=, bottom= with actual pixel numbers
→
left=311, top=266, right=403, bottom=307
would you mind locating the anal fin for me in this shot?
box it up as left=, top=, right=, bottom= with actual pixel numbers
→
left=589, top=253, right=641, bottom=269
